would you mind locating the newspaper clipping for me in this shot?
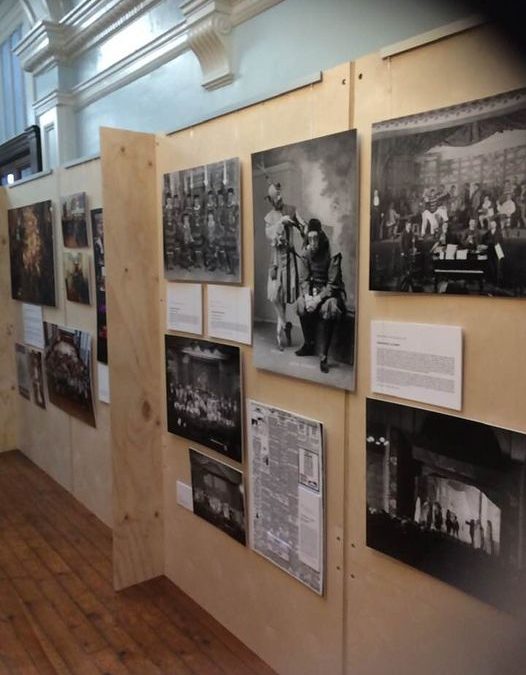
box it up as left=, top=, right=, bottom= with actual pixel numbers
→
left=247, top=400, right=324, bottom=594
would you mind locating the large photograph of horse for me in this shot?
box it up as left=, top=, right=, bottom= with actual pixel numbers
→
left=251, top=130, right=358, bottom=391
left=369, top=88, right=526, bottom=296
left=366, top=398, right=526, bottom=611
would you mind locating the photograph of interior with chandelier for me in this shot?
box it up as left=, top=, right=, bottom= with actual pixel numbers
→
left=1, top=1, right=525, bottom=674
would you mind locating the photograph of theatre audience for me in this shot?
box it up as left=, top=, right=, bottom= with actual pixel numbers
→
left=165, top=336, right=242, bottom=462
left=370, top=88, right=526, bottom=296
left=162, top=158, right=241, bottom=284
left=189, top=448, right=246, bottom=545
left=366, top=399, right=526, bottom=611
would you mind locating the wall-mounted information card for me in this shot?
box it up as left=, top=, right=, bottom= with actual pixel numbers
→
left=371, top=320, right=462, bottom=411
left=166, top=283, right=202, bottom=335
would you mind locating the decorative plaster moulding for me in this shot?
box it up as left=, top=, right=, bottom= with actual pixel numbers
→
left=27, top=0, right=283, bottom=115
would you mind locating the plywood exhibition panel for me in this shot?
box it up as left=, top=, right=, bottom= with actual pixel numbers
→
left=345, top=25, right=526, bottom=675
left=100, top=128, right=164, bottom=590
left=1, top=161, right=112, bottom=526
left=156, top=62, right=352, bottom=675
left=0, top=187, right=16, bottom=453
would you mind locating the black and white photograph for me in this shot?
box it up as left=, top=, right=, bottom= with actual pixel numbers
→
left=15, top=343, right=30, bottom=400
left=44, top=323, right=96, bottom=427
left=8, top=201, right=56, bottom=306
left=91, top=208, right=108, bottom=363
left=64, top=251, right=91, bottom=304
left=366, top=398, right=526, bottom=610
left=165, top=336, right=242, bottom=462
left=189, top=448, right=246, bottom=545
left=370, top=88, right=526, bottom=296
left=28, top=348, right=46, bottom=409
left=251, top=130, right=358, bottom=391
left=162, top=158, right=241, bottom=283
left=61, top=192, right=89, bottom=248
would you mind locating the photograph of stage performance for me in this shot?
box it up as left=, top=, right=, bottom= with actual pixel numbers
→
left=165, top=336, right=242, bottom=462
left=366, top=398, right=526, bottom=612
left=370, top=88, right=526, bottom=296
left=61, top=192, right=89, bottom=248
left=162, top=158, right=241, bottom=284
left=251, top=130, right=358, bottom=390
left=189, top=448, right=246, bottom=545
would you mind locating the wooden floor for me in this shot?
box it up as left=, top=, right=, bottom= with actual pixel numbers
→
left=0, top=450, right=276, bottom=675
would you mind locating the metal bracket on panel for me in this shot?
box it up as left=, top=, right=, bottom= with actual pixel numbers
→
left=181, top=0, right=234, bottom=90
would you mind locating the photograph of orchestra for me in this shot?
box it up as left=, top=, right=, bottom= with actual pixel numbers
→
left=165, top=336, right=242, bottom=462
left=366, top=398, right=526, bottom=611
left=8, top=201, right=56, bottom=306
left=162, top=158, right=241, bottom=283
left=61, top=192, right=89, bottom=248
left=44, top=323, right=96, bottom=427
left=189, top=448, right=246, bottom=545
left=370, top=88, right=526, bottom=296
left=251, top=130, right=358, bottom=390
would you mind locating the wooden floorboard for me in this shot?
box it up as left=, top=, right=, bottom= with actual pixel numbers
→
left=0, top=450, right=276, bottom=675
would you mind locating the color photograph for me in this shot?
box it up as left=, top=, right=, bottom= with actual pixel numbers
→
left=252, top=130, right=358, bottom=390
left=8, top=201, right=56, bottom=306
left=44, top=323, right=96, bottom=427
left=61, top=192, right=89, bottom=247
left=165, top=336, right=242, bottom=462
left=366, top=398, right=526, bottom=611
left=370, top=88, right=526, bottom=296
left=163, top=158, right=241, bottom=283
left=189, top=448, right=246, bottom=545
left=64, top=251, right=91, bottom=304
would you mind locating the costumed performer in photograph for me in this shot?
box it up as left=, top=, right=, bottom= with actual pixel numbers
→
left=263, top=178, right=307, bottom=350
left=295, top=218, right=346, bottom=373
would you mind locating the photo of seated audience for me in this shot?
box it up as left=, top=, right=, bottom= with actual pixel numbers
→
left=162, top=158, right=241, bottom=284
left=165, top=336, right=242, bottom=462
left=370, top=88, right=526, bottom=296
left=189, top=448, right=246, bottom=545
left=366, top=399, right=526, bottom=611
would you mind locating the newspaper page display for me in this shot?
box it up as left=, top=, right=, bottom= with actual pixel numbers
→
left=247, top=400, right=324, bottom=594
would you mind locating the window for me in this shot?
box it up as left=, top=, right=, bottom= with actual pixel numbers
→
left=1, top=25, right=26, bottom=142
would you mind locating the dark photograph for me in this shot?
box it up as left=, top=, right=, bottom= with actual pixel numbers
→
left=366, top=398, right=526, bottom=611
left=189, top=448, right=246, bottom=545
left=15, top=343, right=30, bottom=400
left=44, top=323, right=96, bottom=427
left=251, top=130, right=358, bottom=390
left=64, top=251, right=91, bottom=304
left=91, top=208, right=108, bottom=363
left=28, top=348, right=46, bottom=409
left=370, top=88, right=526, bottom=296
left=162, top=158, right=241, bottom=283
left=61, top=192, right=89, bottom=248
left=165, top=336, right=242, bottom=462
left=8, top=201, right=56, bottom=306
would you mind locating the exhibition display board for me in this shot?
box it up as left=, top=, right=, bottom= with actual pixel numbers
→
left=1, top=21, right=526, bottom=675
left=0, top=159, right=112, bottom=527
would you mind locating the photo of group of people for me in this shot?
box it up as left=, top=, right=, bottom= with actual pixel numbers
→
left=251, top=130, right=358, bottom=391
left=370, top=87, right=526, bottom=296
left=165, top=336, right=242, bottom=462
left=189, top=448, right=246, bottom=545
left=162, top=158, right=241, bottom=284
left=366, top=398, right=526, bottom=610
left=44, top=323, right=96, bottom=427
left=8, top=201, right=56, bottom=306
